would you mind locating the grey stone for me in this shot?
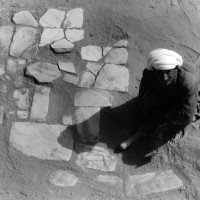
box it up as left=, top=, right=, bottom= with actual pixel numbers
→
left=74, top=89, right=112, bottom=107
left=13, top=11, right=38, bottom=27
left=125, top=170, right=183, bottom=197
left=85, top=62, right=103, bottom=75
left=51, top=39, right=75, bottom=53
left=17, top=110, right=28, bottom=119
left=103, top=47, right=112, bottom=56
left=105, top=48, right=128, bottom=64
left=22, top=45, right=38, bottom=60
left=64, top=8, right=84, bottom=28
left=39, top=28, right=64, bottom=46
left=65, top=29, right=84, bottom=42
left=10, top=122, right=73, bottom=161
left=30, top=85, right=50, bottom=122
left=48, top=170, right=78, bottom=187
left=74, top=107, right=100, bottom=142
left=6, top=58, right=18, bottom=73
left=58, top=61, right=76, bottom=74
left=0, top=26, right=14, bottom=57
left=113, top=39, right=128, bottom=47
left=94, top=64, right=129, bottom=92
left=77, top=71, right=95, bottom=88
left=76, top=144, right=117, bottom=171
left=26, top=62, right=61, bottom=83
left=81, top=46, right=102, bottom=62
left=13, top=88, right=29, bottom=110
left=0, top=106, right=4, bottom=124
left=10, top=26, right=37, bottom=57
left=39, top=9, right=65, bottom=28
left=63, top=73, right=79, bottom=85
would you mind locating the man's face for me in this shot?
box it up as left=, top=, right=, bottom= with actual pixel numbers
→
left=154, top=68, right=177, bottom=85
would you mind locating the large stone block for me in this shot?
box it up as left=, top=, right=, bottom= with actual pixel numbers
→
left=105, top=48, right=128, bottom=64
left=81, top=46, right=102, bottom=62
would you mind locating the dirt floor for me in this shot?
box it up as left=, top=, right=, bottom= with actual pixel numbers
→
left=1, top=0, right=200, bottom=199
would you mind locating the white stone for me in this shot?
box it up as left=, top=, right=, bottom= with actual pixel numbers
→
left=113, top=39, right=128, bottom=47
left=85, top=62, right=103, bottom=75
left=39, top=9, right=65, bottom=28
left=48, top=170, right=78, bottom=187
left=125, top=170, right=183, bottom=197
left=64, top=8, right=83, bottom=28
left=17, top=110, right=28, bottom=119
left=81, top=46, right=102, bottom=62
left=63, top=115, right=73, bottom=125
left=58, top=62, right=76, bottom=74
left=26, top=62, right=62, bottom=83
left=40, top=28, right=64, bottom=46
left=105, top=48, right=128, bottom=65
left=76, top=144, right=117, bottom=171
left=10, top=26, right=37, bottom=57
left=65, top=29, right=84, bottom=43
left=10, top=122, right=73, bottom=161
left=0, top=106, right=3, bottom=124
left=74, top=89, right=112, bottom=107
left=51, top=39, right=75, bottom=53
left=30, top=85, right=50, bottom=122
left=0, top=26, right=14, bottom=57
left=77, top=71, right=95, bottom=88
left=63, top=73, right=79, bottom=85
left=0, top=63, right=5, bottom=76
left=94, top=64, right=129, bottom=92
left=6, top=58, right=17, bottom=73
left=74, top=107, right=100, bottom=142
left=13, top=11, right=38, bottom=27
left=103, top=47, right=112, bottom=56
left=13, top=89, right=29, bottom=110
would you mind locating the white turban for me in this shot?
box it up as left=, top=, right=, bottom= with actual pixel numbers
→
left=147, top=48, right=183, bottom=70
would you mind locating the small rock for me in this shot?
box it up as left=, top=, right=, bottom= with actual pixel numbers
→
left=13, top=88, right=29, bottom=110
left=74, top=89, right=112, bottom=107
left=105, top=48, right=128, bottom=65
left=113, top=39, right=128, bottom=47
left=17, top=110, right=28, bottom=119
left=26, top=62, right=62, bottom=83
left=0, top=106, right=4, bottom=124
left=0, top=63, right=5, bottom=76
left=58, top=62, right=76, bottom=74
left=10, top=26, right=37, bottom=57
left=48, top=170, right=78, bottom=187
left=6, top=58, right=17, bottom=73
left=30, top=85, right=50, bottom=122
left=65, top=29, right=84, bottom=43
left=81, top=46, right=102, bottom=62
left=94, top=64, right=129, bottom=92
left=85, top=62, right=103, bottom=75
left=0, top=84, right=6, bottom=93
left=63, top=115, right=73, bottom=125
left=0, top=26, right=14, bottom=57
left=39, top=28, right=64, bottom=46
left=12, top=11, right=38, bottom=27
left=51, top=39, right=75, bottom=53
left=39, top=9, right=65, bottom=28
left=63, top=73, right=79, bottom=85
left=64, top=8, right=83, bottom=28
left=22, top=45, right=38, bottom=60
left=76, top=144, right=117, bottom=171
left=77, top=71, right=95, bottom=88
left=103, top=47, right=112, bottom=56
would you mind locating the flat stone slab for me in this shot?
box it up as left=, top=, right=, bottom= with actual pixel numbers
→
left=48, top=170, right=78, bottom=187
left=10, top=122, right=73, bottom=161
left=17, top=110, right=28, bottom=119
left=81, top=46, right=102, bottom=62
left=125, top=170, right=183, bottom=197
left=26, top=62, right=61, bottom=83
left=85, top=62, right=103, bottom=75
left=58, top=62, right=76, bottom=74
left=13, top=11, right=38, bottom=27
left=74, top=107, right=100, bottom=142
left=0, top=26, right=14, bottom=57
left=104, top=48, right=128, bottom=65
left=103, top=47, right=112, bottom=56
left=77, top=71, right=95, bottom=88
left=13, top=89, right=29, bottom=110
left=39, top=9, right=65, bottom=28
left=30, top=85, right=50, bottom=122
left=64, top=8, right=84, bottom=28
left=40, top=28, right=64, bottom=46
left=74, top=89, right=112, bottom=107
left=75, top=144, right=117, bottom=171
left=51, top=39, right=75, bottom=53
left=63, top=73, right=79, bottom=85
left=65, top=29, right=84, bottom=43
left=10, top=26, right=37, bottom=57
left=94, top=64, right=129, bottom=92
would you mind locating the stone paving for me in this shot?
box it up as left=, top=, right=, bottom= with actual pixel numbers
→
left=0, top=7, right=184, bottom=199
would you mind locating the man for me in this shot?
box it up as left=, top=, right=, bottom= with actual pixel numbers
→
left=120, top=48, right=199, bottom=150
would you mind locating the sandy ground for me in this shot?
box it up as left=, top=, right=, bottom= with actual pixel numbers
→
left=0, top=0, right=200, bottom=199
